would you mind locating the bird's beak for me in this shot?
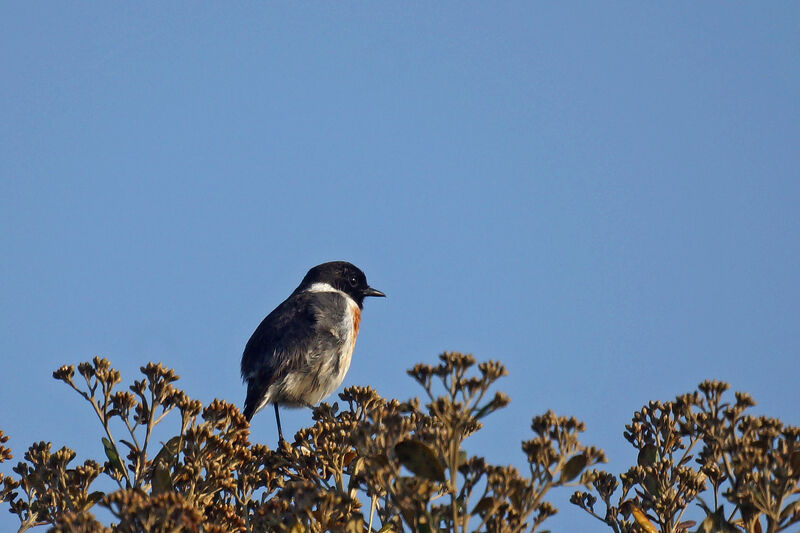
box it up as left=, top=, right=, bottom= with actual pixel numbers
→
left=363, top=287, right=386, bottom=298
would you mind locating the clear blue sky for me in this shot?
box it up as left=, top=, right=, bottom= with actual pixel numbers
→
left=2, top=3, right=799, bottom=530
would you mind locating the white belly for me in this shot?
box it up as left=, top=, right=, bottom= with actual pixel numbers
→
left=308, top=296, right=359, bottom=403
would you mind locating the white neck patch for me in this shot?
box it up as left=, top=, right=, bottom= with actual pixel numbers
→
left=306, top=282, right=339, bottom=293
left=305, top=282, right=358, bottom=305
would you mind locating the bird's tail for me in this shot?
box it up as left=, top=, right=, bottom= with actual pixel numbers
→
left=242, top=380, right=264, bottom=421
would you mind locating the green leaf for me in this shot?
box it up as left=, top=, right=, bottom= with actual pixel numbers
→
left=474, top=403, right=493, bottom=420
left=342, top=450, right=357, bottom=467
left=790, top=450, right=800, bottom=473
left=394, top=440, right=445, bottom=482
left=510, top=490, right=522, bottom=510
left=781, top=499, right=800, bottom=522
left=471, top=496, right=496, bottom=516
left=457, top=449, right=468, bottom=467
left=691, top=505, right=739, bottom=533
left=643, top=473, right=660, bottom=496
left=102, top=437, right=124, bottom=475
left=152, top=464, right=172, bottom=494
left=638, top=444, right=658, bottom=466
left=118, top=439, right=137, bottom=452
left=560, top=453, right=588, bottom=482
left=370, top=453, right=390, bottom=469
left=82, top=491, right=104, bottom=512
left=153, top=436, right=181, bottom=467
left=631, top=505, right=658, bottom=533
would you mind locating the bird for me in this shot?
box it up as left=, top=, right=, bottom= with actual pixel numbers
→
left=240, top=261, right=385, bottom=443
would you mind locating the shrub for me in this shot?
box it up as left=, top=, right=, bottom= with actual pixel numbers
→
left=1, top=352, right=797, bottom=532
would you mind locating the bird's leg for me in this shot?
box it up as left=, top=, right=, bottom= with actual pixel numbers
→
left=273, top=403, right=285, bottom=445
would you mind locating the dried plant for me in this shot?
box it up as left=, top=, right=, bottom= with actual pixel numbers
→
left=5, top=354, right=795, bottom=532
left=1, top=352, right=603, bottom=532
left=571, top=380, right=800, bottom=533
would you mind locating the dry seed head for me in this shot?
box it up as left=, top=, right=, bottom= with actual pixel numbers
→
left=0, top=431, right=11, bottom=462
left=478, top=360, right=508, bottom=380
left=52, top=365, right=75, bottom=384
left=407, top=363, right=434, bottom=384
left=439, top=351, right=476, bottom=370
left=77, top=362, right=94, bottom=380
left=698, top=379, right=730, bottom=398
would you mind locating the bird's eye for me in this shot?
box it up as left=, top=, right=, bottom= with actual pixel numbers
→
left=348, top=275, right=358, bottom=286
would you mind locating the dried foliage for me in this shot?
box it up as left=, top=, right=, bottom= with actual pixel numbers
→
left=571, top=380, right=800, bottom=533
left=1, top=355, right=796, bottom=532
left=1, top=353, right=602, bottom=532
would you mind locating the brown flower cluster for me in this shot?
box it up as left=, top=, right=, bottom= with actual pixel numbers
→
left=1, top=352, right=602, bottom=532
left=571, top=380, right=800, bottom=533
left=7, top=353, right=794, bottom=532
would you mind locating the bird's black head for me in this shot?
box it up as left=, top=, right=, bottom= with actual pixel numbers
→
left=298, top=261, right=385, bottom=308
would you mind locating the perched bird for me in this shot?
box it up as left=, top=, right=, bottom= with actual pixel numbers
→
left=241, top=261, right=385, bottom=442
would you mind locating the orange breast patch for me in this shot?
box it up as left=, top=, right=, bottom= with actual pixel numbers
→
left=352, top=305, right=361, bottom=337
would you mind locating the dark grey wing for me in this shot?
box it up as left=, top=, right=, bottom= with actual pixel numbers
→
left=240, top=291, right=346, bottom=420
